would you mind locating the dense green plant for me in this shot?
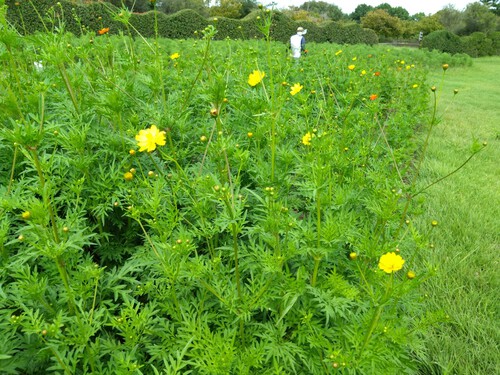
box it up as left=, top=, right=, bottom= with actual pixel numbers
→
left=0, top=3, right=479, bottom=374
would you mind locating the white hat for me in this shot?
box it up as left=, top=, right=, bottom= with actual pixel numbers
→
left=297, top=27, right=307, bottom=35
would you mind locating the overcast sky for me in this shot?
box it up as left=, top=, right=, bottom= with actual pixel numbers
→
left=266, top=1, right=475, bottom=16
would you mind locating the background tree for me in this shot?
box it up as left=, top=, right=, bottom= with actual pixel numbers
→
left=480, top=0, right=500, bottom=15
left=462, top=2, right=499, bottom=34
left=416, top=14, right=445, bottom=35
left=436, top=5, right=466, bottom=34
left=412, top=12, right=426, bottom=21
left=374, top=3, right=411, bottom=20
left=239, top=0, right=258, bottom=17
left=350, top=4, right=374, bottom=22
left=361, top=9, right=403, bottom=39
left=209, top=0, right=242, bottom=18
left=298, top=1, right=345, bottom=21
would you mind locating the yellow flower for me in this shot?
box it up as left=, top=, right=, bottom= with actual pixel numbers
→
left=290, top=83, right=303, bottom=96
left=124, top=172, right=134, bottom=181
left=352, top=57, right=357, bottom=61
left=21, top=211, right=31, bottom=220
left=412, top=84, right=419, bottom=88
left=135, top=125, right=166, bottom=152
left=170, top=52, right=180, bottom=60
left=361, top=70, right=366, bottom=75
left=348, top=64, right=355, bottom=71
left=248, top=70, right=265, bottom=87
left=378, top=252, right=405, bottom=273
left=302, top=132, right=312, bottom=146
left=335, top=50, right=342, bottom=56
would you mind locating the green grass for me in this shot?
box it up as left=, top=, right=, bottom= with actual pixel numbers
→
left=417, top=57, right=500, bottom=374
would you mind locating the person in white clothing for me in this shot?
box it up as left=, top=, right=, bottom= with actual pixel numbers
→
left=290, top=27, right=307, bottom=59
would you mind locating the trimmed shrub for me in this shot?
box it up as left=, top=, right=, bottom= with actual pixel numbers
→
left=489, top=31, right=500, bottom=55
left=422, top=30, right=464, bottom=55
left=463, top=32, right=494, bottom=57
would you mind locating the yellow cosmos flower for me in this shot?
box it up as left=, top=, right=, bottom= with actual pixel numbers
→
left=348, top=64, right=355, bottom=71
left=135, top=125, right=166, bottom=152
left=361, top=70, right=366, bottom=75
left=302, top=132, right=312, bottom=146
left=378, top=252, right=405, bottom=274
left=290, top=83, right=303, bottom=96
left=170, top=52, right=180, bottom=60
left=248, top=70, right=265, bottom=87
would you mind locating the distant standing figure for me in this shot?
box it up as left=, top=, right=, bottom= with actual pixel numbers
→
left=290, top=27, right=307, bottom=59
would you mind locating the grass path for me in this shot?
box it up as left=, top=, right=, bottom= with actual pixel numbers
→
left=417, top=57, right=500, bottom=374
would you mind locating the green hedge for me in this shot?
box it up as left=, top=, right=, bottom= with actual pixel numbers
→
left=422, top=29, right=500, bottom=57
left=5, top=0, right=377, bottom=45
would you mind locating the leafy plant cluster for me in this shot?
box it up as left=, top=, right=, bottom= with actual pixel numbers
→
left=0, top=5, right=460, bottom=375
left=5, top=0, right=378, bottom=45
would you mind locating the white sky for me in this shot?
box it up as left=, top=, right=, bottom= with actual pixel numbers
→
left=265, top=1, right=474, bottom=16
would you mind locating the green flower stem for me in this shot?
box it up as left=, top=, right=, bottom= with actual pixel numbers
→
left=88, top=271, right=100, bottom=325
left=58, top=63, right=80, bottom=115
left=358, top=273, right=394, bottom=358
left=231, top=222, right=241, bottom=299
left=39, top=91, right=45, bottom=133
left=6, top=46, right=24, bottom=102
left=358, top=304, right=383, bottom=358
left=311, top=170, right=323, bottom=287
left=7, top=143, right=19, bottom=194
left=397, top=90, right=438, bottom=235
left=311, top=255, right=322, bottom=287
left=198, top=278, right=227, bottom=306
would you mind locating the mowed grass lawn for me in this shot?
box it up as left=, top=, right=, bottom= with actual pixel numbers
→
left=417, top=57, right=500, bottom=374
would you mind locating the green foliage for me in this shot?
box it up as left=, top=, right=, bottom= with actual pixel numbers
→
left=0, top=5, right=477, bottom=374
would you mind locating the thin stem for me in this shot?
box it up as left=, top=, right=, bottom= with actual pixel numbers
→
left=88, top=272, right=100, bottom=325
left=39, top=91, right=45, bottom=133
left=58, top=63, right=80, bottom=115
left=412, top=147, right=485, bottom=197
left=7, top=144, right=19, bottom=194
